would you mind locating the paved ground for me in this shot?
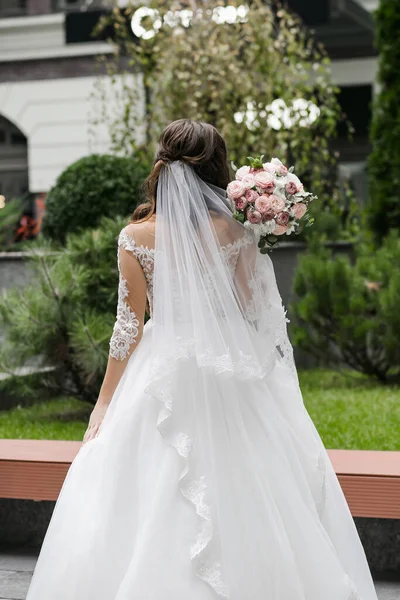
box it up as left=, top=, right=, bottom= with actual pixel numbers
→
left=0, top=550, right=399, bottom=599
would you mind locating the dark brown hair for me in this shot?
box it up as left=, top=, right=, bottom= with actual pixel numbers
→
left=132, top=119, right=231, bottom=223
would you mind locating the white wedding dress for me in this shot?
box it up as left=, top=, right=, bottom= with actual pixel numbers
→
left=26, top=162, right=378, bottom=600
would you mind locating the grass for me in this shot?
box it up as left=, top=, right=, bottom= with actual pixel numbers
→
left=300, top=369, right=400, bottom=451
left=0, top=397, right=90, bottom=441
left=0, top=370, right=399, bottom=450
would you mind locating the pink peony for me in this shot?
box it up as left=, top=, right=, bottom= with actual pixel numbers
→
left=235, top=165, right=251, bottom=180
left=273, top=224, right=288, bottom=236
left=292, top=202, right=307, bottom=219
left=263, top=163, right=277, bottom=174
left=275, top=211, right=290, bottom=226
left=286, top=181, right=299, bottom=195
left=227, top=180, right=246, bottom=200
left=254, top=171, right=275, bottom=193
left=278, top=164, right=288, bottom=176
left=245, top=189, right=259, bottom=203
left=264, top=158, right=288, bottom=176
left=255, top=194, right=273, bottom=214
left=262, top=209, right=276, bottom=222
left=247, top=209, right=262, bottom=224
left=241, top=173, right=257, bottom=189
left=269, top=194, right=286, bottom=213
left=287, top=172, right=303, bottom=192
left=234, top=196, right=248, bottom=211
left=272, top=158, right=288, bottom=175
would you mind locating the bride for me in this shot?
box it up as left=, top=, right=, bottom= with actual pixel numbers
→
left=26, top=119, right=378, bottom=600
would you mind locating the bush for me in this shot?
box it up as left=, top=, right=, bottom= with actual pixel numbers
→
left=42, top=154, right=149, bottom=244
left=367, top=1, right=400, bottom=240
left=291, top=235, right=400, bottom=382
left=303, top=179, right=361, bottom=243
left=0, top=216, right=127, bottom=403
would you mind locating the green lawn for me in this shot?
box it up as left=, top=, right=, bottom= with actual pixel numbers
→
left=0, top=370, right=399, bottom=450
left=0, top=398, right=90, bottom=441
left=300, top=370, right=400, bottom=451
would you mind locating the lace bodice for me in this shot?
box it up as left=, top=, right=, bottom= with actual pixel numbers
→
left=109, top=224, right=253, bottom=361
left=118, top=230, right=155, bottom=315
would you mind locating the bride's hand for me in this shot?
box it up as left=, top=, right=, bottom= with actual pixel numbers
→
left=83, top=404, right=108, bottom=445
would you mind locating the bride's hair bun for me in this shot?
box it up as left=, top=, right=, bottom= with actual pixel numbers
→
left=132, top=119, right=230, bottom=223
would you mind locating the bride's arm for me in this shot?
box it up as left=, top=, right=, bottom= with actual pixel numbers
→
left=83, top=237, right=147, bottom=443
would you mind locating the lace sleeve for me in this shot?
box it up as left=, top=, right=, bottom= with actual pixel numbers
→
left=109, top=231, right=147, bottom=361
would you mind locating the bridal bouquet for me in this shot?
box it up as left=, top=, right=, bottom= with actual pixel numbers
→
left=227, top=156, right=316, bottom=252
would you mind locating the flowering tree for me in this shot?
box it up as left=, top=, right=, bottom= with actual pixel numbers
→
left=94, top=0, right=343, bottom=212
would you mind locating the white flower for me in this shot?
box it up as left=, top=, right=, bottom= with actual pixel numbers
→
left=245, top=219, right=277, bottom=238
left=271, top=157, right=284, bottom=167
left=262, top=219, right=277, bottom=234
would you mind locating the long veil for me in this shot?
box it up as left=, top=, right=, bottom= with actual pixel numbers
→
left=145, top=161, right=298, bottom=597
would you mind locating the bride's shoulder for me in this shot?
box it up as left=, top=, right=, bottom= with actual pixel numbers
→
left=119, top=218, right=155, bottom=249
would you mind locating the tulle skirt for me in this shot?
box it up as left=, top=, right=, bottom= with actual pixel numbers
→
left=26, top=320, right=378, bottom=600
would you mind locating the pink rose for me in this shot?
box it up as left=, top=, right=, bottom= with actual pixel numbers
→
left=247, top=209, right=262, bottom=224
left=271, top=157, right=288, bottom=175
left=264, top=158, right=288, bottom=176
left=245, top=189, right=259, bottom=203
left=235, top=196, right=248, bottom=211
left=262, top=162, right=278, bottom=174
left=262, top=209, right=276, bottom=222
left=254, top=171, right=275, bottom=193
left=285, top=181, right=299, bottom=195
left=235, top=165, right=251, bottom=180
left=273, top=224, right=288, bottom=236
left=241, top=173, right=256, bottom=189
left=275, top=211, right=290, bottom=226
left=287, top=172, right=303, bottom=191
left=292, top=202, right=307, bottom=219
left=227, top=180, right=246, bottom=200
left=269, top=194, right=286, bottom=213
left=255, top=194, right=273, bottom=214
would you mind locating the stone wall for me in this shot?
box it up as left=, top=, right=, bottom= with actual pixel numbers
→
left=0, top=240, right=354, bottom=316
left=0, top=252, right=34, bottom=294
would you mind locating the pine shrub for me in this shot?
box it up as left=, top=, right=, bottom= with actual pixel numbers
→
left=0, top=216, right=127, bottom=403
left=291, top=235, right=400, bottom=382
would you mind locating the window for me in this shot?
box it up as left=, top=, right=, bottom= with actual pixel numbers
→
left=11, top=133, right=26, bottom=146
left=0, top=0, right=27, bottom=17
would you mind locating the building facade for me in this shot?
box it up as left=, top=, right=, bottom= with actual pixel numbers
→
left=0, top=0, right=378, bottom=205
